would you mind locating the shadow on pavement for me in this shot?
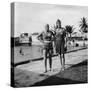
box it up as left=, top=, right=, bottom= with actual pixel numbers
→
left=13, top=60, right=88, bottom=87
left=32, top=76, right=85, bottom=87
left=71, top=59, right=87, bottom=67
left=32, top=60, right=88, bottom=87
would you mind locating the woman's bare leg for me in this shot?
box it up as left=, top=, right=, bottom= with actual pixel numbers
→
left=43, top=50, right=47, bottom=72
left=49, top=50, right=52, bottom=71
left=62, top=53, right=65, bottom=70
left=59, top=54, right=62, bottom=68
left=45, top=57, right=47, bottom=72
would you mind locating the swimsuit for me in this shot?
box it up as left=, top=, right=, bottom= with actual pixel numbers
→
left=38, top=31, right=54, bottom=51
left=55, top=28, right=66, bottom=54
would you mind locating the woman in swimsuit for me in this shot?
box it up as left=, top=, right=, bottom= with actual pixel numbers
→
left=55, top=19, right=67, bottom=71
left=38, top=24, right=54, bottom=73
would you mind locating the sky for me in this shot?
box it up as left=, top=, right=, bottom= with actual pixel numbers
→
left=14, top=2, right=88, bottom=37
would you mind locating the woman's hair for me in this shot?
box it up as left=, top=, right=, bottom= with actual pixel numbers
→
left=45, top=24, right=49, bottom=28
left=56, top=19, right=61, bottom=24
left=56, top=19, right=61, bottom=29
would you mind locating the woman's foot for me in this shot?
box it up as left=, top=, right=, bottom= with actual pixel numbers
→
left=50, top=68, right=52, bottom=71
left=44, top=70, right=47, bottom=73
left=61, top=67, right=65, bottom=71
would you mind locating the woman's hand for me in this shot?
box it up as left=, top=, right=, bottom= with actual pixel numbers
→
left=64, top=43, right=67, bottom=47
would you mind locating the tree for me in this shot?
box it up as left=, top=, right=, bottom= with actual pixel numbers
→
left=65, top=25, right=74, bottom=40
left=79, top=17, right=88, bottom=46
left=79, top=17, right=88, bottom=33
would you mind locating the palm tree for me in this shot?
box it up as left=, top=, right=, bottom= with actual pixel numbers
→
left=79, top=17, right=88, bottom=46
left=79, top=17, right=88, bottom=33
left=65, top=25, right=74, bottom=40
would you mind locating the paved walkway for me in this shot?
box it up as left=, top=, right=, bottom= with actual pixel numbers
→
left=16, top=49, right=88, bottom=76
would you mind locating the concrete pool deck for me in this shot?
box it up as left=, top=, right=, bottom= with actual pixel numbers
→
left=13, top=49, right=88, bottom=87
left=16, top=49, right=88, bottom=75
